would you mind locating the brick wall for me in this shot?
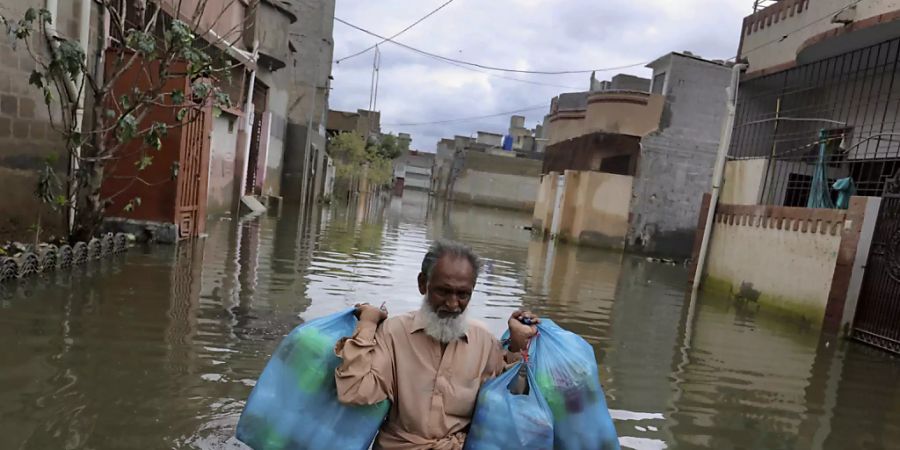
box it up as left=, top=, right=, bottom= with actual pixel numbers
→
left=627, top=55, right=733, bottom=258
left=0, top=0, right=95, bottom=241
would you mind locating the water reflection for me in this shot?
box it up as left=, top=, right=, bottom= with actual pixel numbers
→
left=0, top=190, right=899, bottom=449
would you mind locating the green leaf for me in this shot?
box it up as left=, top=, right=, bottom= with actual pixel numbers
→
left=176, top=108, right=188, bottom=121
left=125, top=30, right=155, bottom=54
left=170, top=89, right=185, bottom=105
left=191, top=79, right=211, bottom=100
left=54, top=195, right=67, bottom=207
left=42, top=88, right=52, bottom=105
left=214, top=91, right=231, bottom=109
left=135, top=155, right=153, bottom=171
left=56, top=40, right=84, bottom=79
left=212, top=106, right=222, bottom=118
left=120, top=95, right=131, bottom=110
left=28, top=70, right=43, bottom=89
left=24, top=8, right=36, bottom=22
left=38, top=8, right=51, bottom=25
left=105, top=109, right=116, bottom=119
left=123, top=202, right=134, bottom=212
left=117, top=113, right=137, bottom=143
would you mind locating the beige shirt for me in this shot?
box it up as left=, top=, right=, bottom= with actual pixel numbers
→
left=334, top=311, right=517, bottom=450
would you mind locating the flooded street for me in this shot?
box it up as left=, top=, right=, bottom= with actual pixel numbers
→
left=2, top=190, right=899, bottom=450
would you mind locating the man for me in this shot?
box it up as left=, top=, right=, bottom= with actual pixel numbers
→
left=335, top=239, right=539, bottom=450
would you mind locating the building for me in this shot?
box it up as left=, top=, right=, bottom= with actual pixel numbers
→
left=534, top=56, right=733, bottom=256
left=398, top=150, right=435, bottom=191
left=692, top=0, right=900, bottom=348
left=0, top=0, right=330, bottom=243
left=430, top=125, right=543, bottom=210
left=326, top=109, right=382, bottom=141
left=281, top=0, right=337, bottom=209
left=0, top=0, right=88, bottom=241
left=0, top=0, right=305, bottom=243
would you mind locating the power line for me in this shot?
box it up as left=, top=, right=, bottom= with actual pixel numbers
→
left=422, top=54, right=585, bottom=90
left=384, top=104, right=549, bottom=127
left=336, top=0, right=459, bottom=64
left=335, top=17, right=649, bottom=75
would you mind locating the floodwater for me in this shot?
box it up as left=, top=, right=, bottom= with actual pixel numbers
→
left=1, top=190, right=899, bottom=450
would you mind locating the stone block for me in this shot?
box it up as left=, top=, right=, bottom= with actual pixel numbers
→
left=20, top=97, right=35, bottom=118
left=13, top=120, right=28, bottom=139
left=0, top=72, right=11, bottom=94
left=0, top=44, right=14, bottom=63
left=29, top=120, right=44, bottom=139
left=18, top=55, right=35, bottom=73
left=1, top=95, right=16, bottom=116
left=0, top=117, right=10, bottom=137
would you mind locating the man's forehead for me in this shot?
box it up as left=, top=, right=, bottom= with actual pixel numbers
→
left=433, top=254, right=476, bottom=279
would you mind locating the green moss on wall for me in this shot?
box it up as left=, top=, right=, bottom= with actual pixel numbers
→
left=701, top=275, right=825, bottom=329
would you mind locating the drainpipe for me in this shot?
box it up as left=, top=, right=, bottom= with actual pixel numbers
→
left=692, top=63, right=747, bottom=291
left=69, top=0, right=92, bottom=233
left=238, top=43, right=260, bottom=204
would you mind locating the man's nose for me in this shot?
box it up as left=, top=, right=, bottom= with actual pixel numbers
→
left=445, top=296, right=461, bottom=311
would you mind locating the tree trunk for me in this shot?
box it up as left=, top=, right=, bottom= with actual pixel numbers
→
left=71, top=162, right=105, bottom=243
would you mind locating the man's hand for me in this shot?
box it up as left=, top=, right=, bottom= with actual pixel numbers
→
left=507, top=310, right=539, bottom=353
left=355, top=303, right=388, bottom=325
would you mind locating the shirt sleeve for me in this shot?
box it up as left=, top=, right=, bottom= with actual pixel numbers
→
left=483, top=336, right=523, bottom=380
left=334, top=320, right=394, bottom=406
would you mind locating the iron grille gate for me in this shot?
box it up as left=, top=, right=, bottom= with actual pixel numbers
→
left=853, top=195, right=900, bottom=354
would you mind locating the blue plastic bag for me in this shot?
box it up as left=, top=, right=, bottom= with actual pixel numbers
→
left=531, top=320, right=619, bottom=450
left=464, top=361, right=554, bottom=450
left=236, top=308, right=390, bottom=450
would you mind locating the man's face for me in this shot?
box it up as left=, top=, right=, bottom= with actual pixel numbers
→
left=418, top=255, right=476, bottom=319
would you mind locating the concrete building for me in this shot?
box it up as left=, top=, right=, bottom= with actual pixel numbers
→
left=0, top=0, right=88, bottom=241
left=433, top=135, right=474, bottom=196
left=448, top=150, right=543, bottom=210
left=0, top=0, right=301, bottom=242
left=398, top=150, right=435, bottom=191
left=688, top=0, right=900, bottom=345
left=534, top=55, right=734, bottom=256
left=326, top=109, right=382, bottom=142
left=281, top=0, right=336, bottom=209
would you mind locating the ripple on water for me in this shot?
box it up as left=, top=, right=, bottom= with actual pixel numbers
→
left=1, top=197, right=900, bottom=449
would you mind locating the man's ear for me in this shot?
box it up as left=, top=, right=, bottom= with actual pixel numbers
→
left=417, top=272, right=428, bottom=295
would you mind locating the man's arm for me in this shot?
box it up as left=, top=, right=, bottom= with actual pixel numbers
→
left=334, top=305, right=394, bottom=406
left=484, top=310, right=541, bottom=394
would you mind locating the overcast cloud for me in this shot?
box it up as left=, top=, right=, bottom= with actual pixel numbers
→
left=330, top=0, right=750, bottom=152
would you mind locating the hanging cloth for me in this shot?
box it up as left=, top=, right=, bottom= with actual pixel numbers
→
left=807, top=130, right=836, bottom=209
left=833, top=177, right=856, bottom=209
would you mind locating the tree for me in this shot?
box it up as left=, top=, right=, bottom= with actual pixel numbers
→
left=2, top=1, right=241, bottom=241
left=369, top=133, right=402, bottom=161
left=329, top=132, right=367, bottom=181
left=329, top=131, right=395, bottom=192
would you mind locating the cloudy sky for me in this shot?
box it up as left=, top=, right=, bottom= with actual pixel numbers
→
left=329, top=0, right=750, bottom=152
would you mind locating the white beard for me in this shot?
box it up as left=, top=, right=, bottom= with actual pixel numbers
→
left=420, top=297, right=468, bottom=344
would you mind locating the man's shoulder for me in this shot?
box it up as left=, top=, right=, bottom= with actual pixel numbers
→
left=466, top=318, right=500, bottom=344
left=380, top=311, right=416, bottom=335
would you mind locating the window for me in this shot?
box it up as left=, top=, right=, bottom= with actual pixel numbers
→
left=600, top=155, right=633, bottom=176
left=651, top=73, right=666, bottom=94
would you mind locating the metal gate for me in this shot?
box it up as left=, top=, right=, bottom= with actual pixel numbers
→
left=245, top=110, right=263, bottom=195
left=853, top=195, right=900, bottom=354
left=175, top=107, right=212, bottom=240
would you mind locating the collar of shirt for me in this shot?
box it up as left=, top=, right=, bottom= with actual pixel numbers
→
left=408, top=310, right=470, bottom=343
